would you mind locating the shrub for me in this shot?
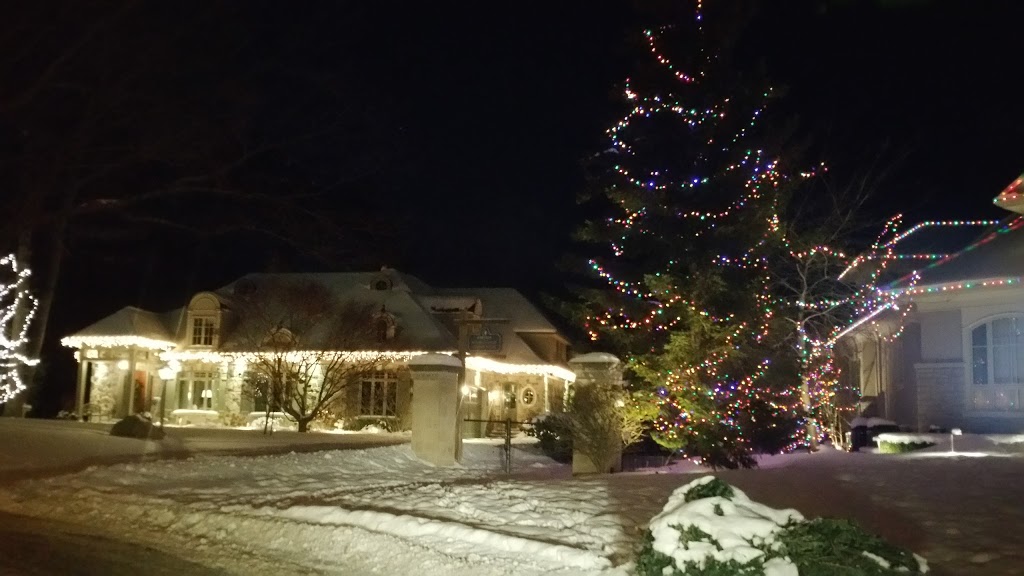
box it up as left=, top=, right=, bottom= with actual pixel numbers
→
left=878, top=440, right=934, bottom=454
left=110, top=414, right=165, bottom=440
left=778, top=518, right=922, bottom=575
left=635, top=476, right=928, bottom=576
left=527, top=412, right=573, bottom=463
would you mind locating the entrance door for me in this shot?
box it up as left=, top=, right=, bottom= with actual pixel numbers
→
left=133, top=371, right=149, bottom=413
left=502, top=382, right=517, bottom=420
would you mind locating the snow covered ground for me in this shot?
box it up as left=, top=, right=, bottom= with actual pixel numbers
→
left=1, top=424, right=1023, bottom=575
left=0, top=417, right=407, bottom=479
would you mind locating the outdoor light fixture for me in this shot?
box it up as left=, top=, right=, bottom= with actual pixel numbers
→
left=116, top=359, right=130, bottom=370
left=950, top=428, right=963, bottom=453
left=460, top=385, right=471, bottom=396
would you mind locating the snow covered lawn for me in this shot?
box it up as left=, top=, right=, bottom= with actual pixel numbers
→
left=0, top=417, right=407, bottom=479
left=1, top=430, right=1023, bottom=575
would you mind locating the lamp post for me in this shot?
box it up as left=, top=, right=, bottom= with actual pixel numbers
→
left=950, top=428, right=963, bottom=453
left=157, top=366, right=177, bottom=428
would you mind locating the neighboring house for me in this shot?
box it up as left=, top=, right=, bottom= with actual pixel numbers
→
left=61, top=268, right=574, bottom=436
left=847, top=173, right=1024, bottom=433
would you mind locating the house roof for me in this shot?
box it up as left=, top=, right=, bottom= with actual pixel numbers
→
left=62, top=306, right=177, bottom=349
left=63, top=270, right=569, bottom=369
left=893, top=216, right=1024, bottom=290
left=214, top=272, right=457, bottom=352
left=432, top=287, right=560, bottom=333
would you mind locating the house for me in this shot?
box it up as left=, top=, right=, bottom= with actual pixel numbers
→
left=847, top=173, right=1024, bottom=433
left=61, top=268, right=575, bottom=436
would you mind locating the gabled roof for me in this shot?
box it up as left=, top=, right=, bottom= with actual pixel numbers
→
left=62, top=306, right=177, bottom=349
left=432, top=287, right=560, bottom=333
left=894, top=216, right=1024, bottom=290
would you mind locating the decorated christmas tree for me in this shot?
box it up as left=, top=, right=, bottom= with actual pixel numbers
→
left=575, top=1, right=803, bottom=467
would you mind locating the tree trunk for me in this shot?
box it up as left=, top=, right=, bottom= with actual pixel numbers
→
left=799, top=374, right=820, bottom=452
left=297, top=417, right=311, bottom=433
left=3, top=184, right=73, bottom=417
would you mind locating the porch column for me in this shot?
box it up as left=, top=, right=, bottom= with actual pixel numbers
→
left=75, top=351, right=88, bottom=421
left=408, top=354, right=463, bottom=466
left=126, top=347, right=138, bottom=415
left=543, top=373, right=550, bottom=412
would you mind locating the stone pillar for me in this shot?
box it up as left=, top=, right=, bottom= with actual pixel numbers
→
left=75, top=354, right=89, bottom=420
left=568, top=352, right=624, bottom=475
left=125, top=347, right=138, bottom=415
left=408, top=354, right=463, bottom=466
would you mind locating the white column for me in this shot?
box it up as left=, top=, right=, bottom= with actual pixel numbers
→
left=543, top=373, right=550, bottom=412
left=75, top=351, right=88, bottom=420
left=408, top=354, right=463, bottom=466
left=126, top=347, right=137, bottom=415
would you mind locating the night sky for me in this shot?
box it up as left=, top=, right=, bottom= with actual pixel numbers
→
left=5, top=1, right=1023, bottom=413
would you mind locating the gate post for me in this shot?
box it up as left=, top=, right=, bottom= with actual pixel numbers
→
left=568, top=352, right=624, bottom=475
left=407, top=353, right=463, bottom=466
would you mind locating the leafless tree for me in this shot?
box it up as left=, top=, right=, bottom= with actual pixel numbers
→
left=0, top=3, right=399, bottom=413
left=771, top=162, right=901, bottom=448
left=232, top=279, right=391, bottom=432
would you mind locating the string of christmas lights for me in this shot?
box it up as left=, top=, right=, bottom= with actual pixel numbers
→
left=0, top=253, right=39, bottom=403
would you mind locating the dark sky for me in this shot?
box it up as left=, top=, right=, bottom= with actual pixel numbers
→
left=9, top=0, right=1024, bottom=412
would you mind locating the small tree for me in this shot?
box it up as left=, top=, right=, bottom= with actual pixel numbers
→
left=234, top=278, right=390, bottom=432
left=568, top=363, right=646, bottom=473
left=0, top=254, right=38, bottom=404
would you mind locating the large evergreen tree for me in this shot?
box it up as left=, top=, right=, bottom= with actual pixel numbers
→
left=574, top=1, right=803, bottom=468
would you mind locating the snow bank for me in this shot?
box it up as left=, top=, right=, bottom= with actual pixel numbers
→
left=266, top=505, right=611, bottom=570
left=649, top=476, right=802, bottom=571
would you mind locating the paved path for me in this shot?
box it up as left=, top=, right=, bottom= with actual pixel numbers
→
left=0, top=511, right=227, bottom=576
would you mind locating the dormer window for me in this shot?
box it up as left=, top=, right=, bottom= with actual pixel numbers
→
left=186, top=292, right=222, bottom=348
left=373, top=278, right=393, bottom=291
left=192, top=317, right=215, bottom=346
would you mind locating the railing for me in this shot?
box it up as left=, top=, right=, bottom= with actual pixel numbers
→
left=464, top=418, right=529, bottom=474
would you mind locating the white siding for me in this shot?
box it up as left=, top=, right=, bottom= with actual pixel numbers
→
left=919, top=309, right=963, bottom=361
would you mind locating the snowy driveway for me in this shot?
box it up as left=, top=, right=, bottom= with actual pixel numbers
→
left=0, top=432, right=1021, bottom=575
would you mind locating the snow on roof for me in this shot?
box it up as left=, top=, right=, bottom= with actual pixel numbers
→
left=432, top=287, right=559, bottom=333
left=62, top=306, right=176, bottom=349
left=63, top=271, right=570, bottom=371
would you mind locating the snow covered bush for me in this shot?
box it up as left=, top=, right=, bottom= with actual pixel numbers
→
left=110, top=414, right=165, bottom=440
left=635, top=476, right=928, bottom=576
left=527, top=412, right=572, bottom=463
left=877, top=440, right=934, bottom=454
left=874, top=433, right=939, bottom=454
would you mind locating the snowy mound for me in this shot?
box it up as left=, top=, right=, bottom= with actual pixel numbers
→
left=637, top=476, right=929, bottom=575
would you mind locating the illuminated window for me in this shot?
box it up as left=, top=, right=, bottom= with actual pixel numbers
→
left=360, top=371, right=398, bottom=417
left=191, top=318, right=215, bottom=346
left=521, top=386, right=536, bottom=406
left=178, top=371, right=216, bottom=409
left=972, top=317, right=1024, bottom=385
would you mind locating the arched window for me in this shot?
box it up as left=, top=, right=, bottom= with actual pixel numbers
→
left=971, top=316, right=1024, bottom=386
